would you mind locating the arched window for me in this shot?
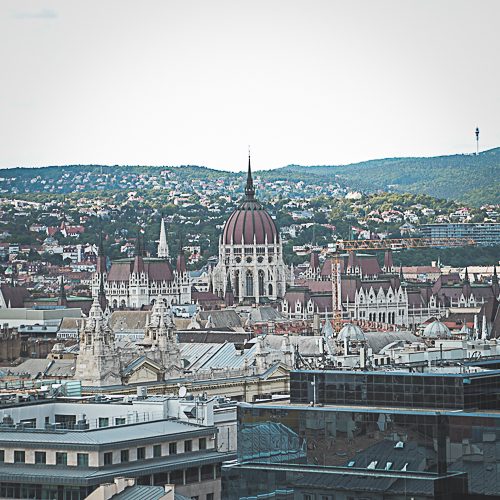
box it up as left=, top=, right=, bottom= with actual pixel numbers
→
left=246, top=271, right=253, bottom=297
left=258, top=270, right=265, bottom=297
left=268, top=284, right=273, bottom=296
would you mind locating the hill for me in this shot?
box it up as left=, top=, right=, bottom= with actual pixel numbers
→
left=1, top=148, right=499, bottom=205
left=268, top=147, right=500, bottom=205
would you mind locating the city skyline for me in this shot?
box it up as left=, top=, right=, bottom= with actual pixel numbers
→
left=1, top=0, right=500, bottom=171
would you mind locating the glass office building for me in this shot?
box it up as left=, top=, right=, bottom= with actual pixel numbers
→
left=290, top=369, right=500, bottom=410
left=223, top=369, right=500, bottom=499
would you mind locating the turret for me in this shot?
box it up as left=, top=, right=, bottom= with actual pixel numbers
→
left=57, top=276, right=67, bottom=307
left=157, top=215, right=169, bottom=259
left=133, top=231, right=145, bottom=274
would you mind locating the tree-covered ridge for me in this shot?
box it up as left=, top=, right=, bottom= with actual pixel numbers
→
left=1, top=147, right=499, bottom=205
left=271, top=147, right=500, bottom=205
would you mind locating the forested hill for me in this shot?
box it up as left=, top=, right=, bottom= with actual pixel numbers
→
left=267, top=147, right=500, bottom=205
left=1, top=148, right=499, bottom=205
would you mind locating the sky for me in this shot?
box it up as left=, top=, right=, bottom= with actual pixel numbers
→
left=1, top=0, right=499, bottom=172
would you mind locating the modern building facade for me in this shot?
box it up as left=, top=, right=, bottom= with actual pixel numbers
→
left=223, top=367, right=500, bottom=499
left=420, top=223, right=500, bottom=247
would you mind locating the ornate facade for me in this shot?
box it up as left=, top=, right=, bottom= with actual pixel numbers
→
left=211, top=156, right=288, bottom=304
left=91, top=226, right=191, bottom=309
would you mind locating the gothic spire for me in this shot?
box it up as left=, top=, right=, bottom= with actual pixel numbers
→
left=493, top=265, right=498, bottom=283
left=57, top=276, right=67, bottom=307
left=464, top=267, right=469, bottom=283
left=244, top=151, right=255, bottom=201
left=157, top=214, right=169, bottom=259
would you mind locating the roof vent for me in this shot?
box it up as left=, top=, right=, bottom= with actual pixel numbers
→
left=401, top=463, right=408, bottom=471
left=385, top=462, right=393, bottom=470
left=347, top=461, right=355, bottom=467
left=394, top=441, right=404, bottom=449
left=367, top=460, right=378, bottom=469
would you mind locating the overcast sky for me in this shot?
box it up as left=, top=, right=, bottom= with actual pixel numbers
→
left=1, top=0, right=499, bottom=171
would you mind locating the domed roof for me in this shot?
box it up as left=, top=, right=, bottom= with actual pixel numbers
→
left=423, top=320, right=451, bottom=339
left=338, top=323, right=366, bottom=342
left=222, top=156, right=278, bottom=246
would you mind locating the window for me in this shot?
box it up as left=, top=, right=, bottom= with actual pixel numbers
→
left=169, top=442, right=177, bottom=455
left=206, top=494, right=214, bottom=500
left=35, top=451, right=46, bottom=464
left=98, top=417, right=109, bottom=428
left=153, top=444, right=161, bottom=458
left=115, top=417, right=126, bottom=425
left=56, top=452, right=67, bottom=466
left=137, top=447, right=145, bottom=460
left=103, top=452, right=113, bottom=465
left=184, top=440, right=192, bottom=452
left=121, top=449, right=129, bottom=463
left=77, top=453, right=89, bottom=467
left=0, top=450, right=4, bottom=463
left=14, top=451, right=25, bottom=463
left=198, top=437, right=207, bottom=450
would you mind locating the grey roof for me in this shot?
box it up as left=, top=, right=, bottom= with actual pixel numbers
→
left=198, top=310, right=243, bottom=329
left=180, top=342, right=255, bottom=372
left=0, top=450, right=235, bottom=486
left=247, top=306, right=286, bottom=323
left=113, top=485, right=166, bottom=500
left=363, top=331, right=422, bottom=354
left=110, top=311, right=149, bottom=332
left=0, top=419, right=214, bottom=448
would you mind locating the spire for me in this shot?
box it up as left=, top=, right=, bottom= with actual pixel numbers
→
left=97, top=274, right=108, bottom=311
left=57, top=276, right=67, bottom=307
left=464, top=267, right=469, bottom=283
left=134, top=230, right=142, bottom=257
left=133, top=230, right=145, bottom=274
left=176, top=236, right=187, bottom=274
left=244, top=150, right=255, bottom=201
left=493, top=265, right=498, bottom=283
left=96, top=230, right=106, bottom=274
left=157, top=215, right=169, bottom=259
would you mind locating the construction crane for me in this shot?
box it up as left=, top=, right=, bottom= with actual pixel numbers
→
left=325, top=237, right=476, bottom=333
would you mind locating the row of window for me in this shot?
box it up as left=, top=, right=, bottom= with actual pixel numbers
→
left=0, top=437, right=207, bottom=467
left=0, top=450, right=88, bottom=467
left=104, top=437, right=207, bottom=465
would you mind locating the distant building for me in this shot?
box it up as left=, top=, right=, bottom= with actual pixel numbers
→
left=420, top=222, right=500, bottom=246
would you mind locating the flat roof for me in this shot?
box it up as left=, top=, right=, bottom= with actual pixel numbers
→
left=0, top=419, right=215, bottom=450
left=0, top=450, right=235, bottom=486
left=290, top=368, right=500, bottom=378
left=238, top=402, right=500, bottom=418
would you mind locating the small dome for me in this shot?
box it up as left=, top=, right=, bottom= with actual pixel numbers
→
left=338, top=323, right=366, bottom=342
left=423, top=320, right=451, bottom=339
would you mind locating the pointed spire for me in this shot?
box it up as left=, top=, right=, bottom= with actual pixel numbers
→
left=134, top=230, right=142, bottom=257
left=493, top=265, right=498, bottom=283
left=244, top=149, right=255, bottom=201
left=96, top=230, right=106, bottom=274
left=57, top=276, right=67, bottom=307
left=464, top=267, right=470, bottom=283
left=97, top=274, right=108, bottom=311
left=157, top=215, right=169, bottom=259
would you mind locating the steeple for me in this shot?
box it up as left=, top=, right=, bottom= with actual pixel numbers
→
left=97, top=274, right=108, bottom=311
left=157, top=215, right=169, bottom=259
left=133, top=230, right=145, bottom=274
left=96, top=230, right=106, bottom=274
left=57, top=276, right=67, bottom=307
left=464, top=267, right=470, bottom=283
left=244, top=151, right=255, bottom=201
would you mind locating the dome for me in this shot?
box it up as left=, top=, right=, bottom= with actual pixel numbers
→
left=221, top=156, right=278, bottom=245
left=338, top=323, right=366, bottom=342
left=422, top=320, right=451, bottom=339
